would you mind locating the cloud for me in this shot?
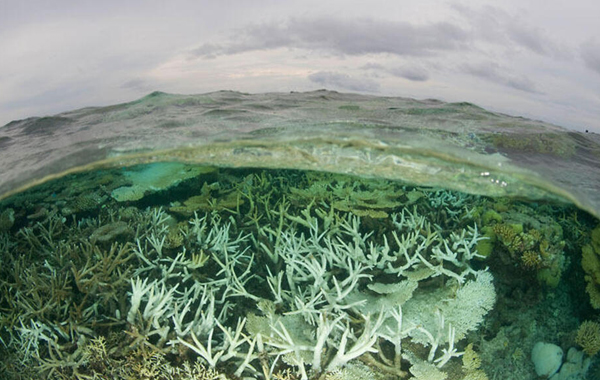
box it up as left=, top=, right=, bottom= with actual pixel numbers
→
left=506, top=23, right=552, bottom=56
left=451, top=4, right=566, bottom=58
left=361, top=62, right=429, bottom=81
left=387, top=66, right=429, bottom=82
left=462, top=62, right=539, bottom=93
left=308, top=71, right=380, bottom=92
left=581, top=39, right=600, bottom=76
left=120, top=78, right=156, bottom=92
left=191, top=17, right=468, bottom=58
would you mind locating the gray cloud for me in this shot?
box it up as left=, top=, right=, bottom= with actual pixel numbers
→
left=361, top=63, right=386, bottom=70
left=308, top=71, right=380, bottom=92
left=506, top=23, right=551, bottom=56
left=121, top=78, right=155, bottom=92
left=191, top=17, right=468, bottom=58
left=1, top=84, right=90, bottom=111
left=361, top=62, right=429, bottom=81
left=387, top=66, right=429, bottom=82
left=462, top=62, right=539, bottom=93
left=451, top=4, right=566, bottom=58
left=581, top=39, right=600, bottom=76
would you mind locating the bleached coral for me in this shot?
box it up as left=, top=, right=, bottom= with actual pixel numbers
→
left=324, top=362, right=385, bottom=380
left=406, top=355, right=448, bottom=380
left=120, top=195, right=495, bottom=379
left=442, top=271, right=496, bottom=340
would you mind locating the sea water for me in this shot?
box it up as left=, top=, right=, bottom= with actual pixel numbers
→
left=0, top=163, right=597, bottom=379
left=0, top=91, right=599, bottom=379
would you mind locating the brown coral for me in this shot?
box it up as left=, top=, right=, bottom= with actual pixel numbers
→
left=521, top=250, right=542, bottom=269
left=576, top=320, right=600, bottom=356
left=165, top=227, right=184, bottom=249
left=462, top=343, right=482, bottom=371
left=461, top=343, right=490, bottom=380
left=492, top=224, right=517, bottom=246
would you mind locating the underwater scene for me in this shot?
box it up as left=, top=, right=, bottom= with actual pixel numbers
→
left=1, top=90, right=600, bottom=380
left=1, top=162, right=599, bottom=380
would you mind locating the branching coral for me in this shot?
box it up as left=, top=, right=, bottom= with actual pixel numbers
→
left=0, top=168, right=501, bottom=380
left=576, top=320, right=600, bottom=356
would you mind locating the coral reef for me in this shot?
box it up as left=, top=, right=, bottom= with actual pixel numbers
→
left=0, top=207, right=14, bottom=232
left=576, top=321, right=600, bottom=356
left=461, top=344, right=488, bottom=380
left=483, top=202, right=566, bottom=287
left=0, top=165, right=595, bottom=380
left=582, top=225, right=600, bottom=309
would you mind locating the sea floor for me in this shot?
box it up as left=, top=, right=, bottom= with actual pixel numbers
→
left=0, top=164, right=598, bottom=380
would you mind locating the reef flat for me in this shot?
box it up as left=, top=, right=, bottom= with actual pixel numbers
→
left=1, top=164, right=598, bottom=379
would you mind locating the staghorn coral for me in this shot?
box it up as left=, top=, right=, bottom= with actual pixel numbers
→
left=2, top=166, right=588, bottom=380
left=1, top=172, right=489, bottom=379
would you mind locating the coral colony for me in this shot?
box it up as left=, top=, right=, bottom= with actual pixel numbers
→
left=0, top=166, right=597, bottom=379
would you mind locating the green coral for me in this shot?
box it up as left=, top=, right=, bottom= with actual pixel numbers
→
left=0, top=208, right=14, bottom=232
left=582, top=225, right=600, bottom=308
left=482, top=209, right=502, bottom=225
left=476, top=226, right=496, bottom=258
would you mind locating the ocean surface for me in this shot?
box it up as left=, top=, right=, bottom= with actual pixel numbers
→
left=0, top=90, right=599, bottom=379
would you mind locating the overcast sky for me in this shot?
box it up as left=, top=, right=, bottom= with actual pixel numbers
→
left=1, top=0, right=600, bottom=131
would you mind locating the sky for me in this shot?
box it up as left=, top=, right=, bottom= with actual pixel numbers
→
left=1, top=0, right=600, bottom=132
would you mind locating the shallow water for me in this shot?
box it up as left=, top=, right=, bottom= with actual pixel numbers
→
left=2, top=90, right=600, bottom=217
left=0, top=163, right=598, bottom=380
left=1, top=91, right=599, bottom=379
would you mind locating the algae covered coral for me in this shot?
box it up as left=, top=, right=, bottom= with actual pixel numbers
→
left=0, top=164, right=597, bottom=379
